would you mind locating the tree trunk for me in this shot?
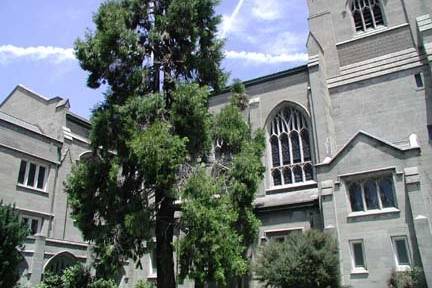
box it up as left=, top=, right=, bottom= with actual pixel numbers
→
left=156, top=196, right=176, bottom=288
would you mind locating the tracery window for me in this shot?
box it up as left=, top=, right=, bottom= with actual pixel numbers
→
left=269, top=107, right=313, bottom=187
left=350, top=0, right=384, bottom=32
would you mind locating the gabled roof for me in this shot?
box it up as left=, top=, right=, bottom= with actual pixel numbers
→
left=316, top=130, right=420, bottom=167
left=0, top=84, right=64, bottom=108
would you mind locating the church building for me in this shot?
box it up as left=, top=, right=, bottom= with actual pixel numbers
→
left=0, top=0, right=431, bottom=287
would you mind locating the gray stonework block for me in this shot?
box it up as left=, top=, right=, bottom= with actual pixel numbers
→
left=30, top=235, right=46, bottom=286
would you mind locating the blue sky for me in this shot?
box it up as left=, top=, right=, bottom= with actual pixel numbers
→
left=0, top=0, right=308, bottom=118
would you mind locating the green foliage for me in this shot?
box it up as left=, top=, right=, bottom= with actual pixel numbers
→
left=230, top=79, right=248, bottom=111
left=134, top=280, right=155, bottom=288
left=89, top=279, right=118, bottom=288
left=179, top=170, right=247, bottom=287
left=179, top=87, right=265, bottom=286
left=0, top=201, right=29, bottom=288
left=212, top=104, right=250, bottom=156
left=387, top=267, right=426, bottom=288
left=36, top=272, right=63, bottom=288
left=37, top=264, right=117, bottom=288
left=68, top=0, right=226, bottom=285
left=255, top=230, right=341, bottom=288
left=62, top=265, right=92, bottom=288
left=171, top=84, right=212, bottom=159
left=130, top=121, right=187, bottom=191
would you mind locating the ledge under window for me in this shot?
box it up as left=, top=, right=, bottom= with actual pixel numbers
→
left=348, top=207, right=400, bottom=218
left=17, top=183, right=48, bottom=194
left=266, top=180, right=318, bottom=194
left=351, top=268, right=369, bottom=275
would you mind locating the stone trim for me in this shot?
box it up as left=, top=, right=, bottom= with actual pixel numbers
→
left=0, top=143, right=60, bottom=165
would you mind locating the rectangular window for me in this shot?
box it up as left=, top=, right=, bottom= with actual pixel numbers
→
left=347, top=175, right=396, bottom=213
left=264, top=228, right=303, bottom=243
left=415, top=73, right=424, bottom=88
left=16, top=160, right=48, bottom=191
left=392, top=236, right=411, bottom=268
left=22, top=216, right=41, bottom=235
left=350, top=240, right=367, bottom=272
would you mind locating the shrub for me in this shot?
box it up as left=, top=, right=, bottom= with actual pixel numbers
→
left=255, top=229, right=340, bottom=288
left=62, top=265, right=92, bottom=288
left=134, top=280, right=155, bottom=288
left=89, top=279, right=117, bottom=288
left=387, top=267, right=426, bottom=288
left=0, top=201, right=29, bottom=288
left=37, top=264, right=118, bottom=288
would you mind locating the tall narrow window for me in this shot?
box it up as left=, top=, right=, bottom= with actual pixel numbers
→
left=392, top=236, right=411, bottom=268
left=350, top=240, right=367, bottom=272
left=349, top=182, right=364, bottom=212
left=269, top=106, right=313, bottom=187
left=270, top=136, right=280, bottom=167
left=351, top=0, right=385, bottom=32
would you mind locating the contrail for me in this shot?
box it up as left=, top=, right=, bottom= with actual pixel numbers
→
left=221, top=0, right=246, bottom=38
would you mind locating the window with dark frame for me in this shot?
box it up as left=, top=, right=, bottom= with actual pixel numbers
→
left=269, top=107, right=314, bottom=187
left=350, top=0, right=385, bottom=32
left=348, top=175, right=396, bottom=213
left=17, top=160, right=48, bottom=191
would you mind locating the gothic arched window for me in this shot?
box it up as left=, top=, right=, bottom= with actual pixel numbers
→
left=350, top=0, right=384, bottom=32
left=269, top=106, right=314, bottom=187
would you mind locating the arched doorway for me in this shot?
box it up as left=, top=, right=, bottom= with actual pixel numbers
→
left=44, top=251, right=78, bottom=276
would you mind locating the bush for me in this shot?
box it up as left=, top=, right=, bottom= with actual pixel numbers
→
left=89, top=279, right=117, bottom=288
left=62, top=265, right=92, bottom=288
left=36, top=272, right=63, bottom=288
left=134, top=280, right=155, bottom=288
left=255, top=229, right=340, bottom=288
left=0, top=201, right=29, bottom=288
left=387, top=267, right=426, bottom=288
left=37, top=264, right=118, bottom=288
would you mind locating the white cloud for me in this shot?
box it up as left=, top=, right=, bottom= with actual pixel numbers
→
left=0, top=45, right=75, bottom=64
left=225, top=50, right=307, bottom=64
left=251, top=0, right=283, bottom=21
left=266, top=32, right=304, bottom=54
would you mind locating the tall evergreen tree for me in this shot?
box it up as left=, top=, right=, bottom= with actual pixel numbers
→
left=178, top=83, right=265, bottom=287
left=66, top=1, right=224, bottom=288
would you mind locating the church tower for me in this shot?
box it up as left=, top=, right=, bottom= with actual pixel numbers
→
left=305, top=1, right=432, bottom=287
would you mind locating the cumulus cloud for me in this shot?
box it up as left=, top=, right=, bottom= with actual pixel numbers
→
left=225, top=50, right=307, bottom=64
left=0, top=45, right=75, bottom=64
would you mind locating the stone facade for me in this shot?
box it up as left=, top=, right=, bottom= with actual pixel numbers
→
left=1, top=1, right=432, bottom=287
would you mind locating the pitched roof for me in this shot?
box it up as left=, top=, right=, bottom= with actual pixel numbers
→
left=316, top=130, right=420, bottom=167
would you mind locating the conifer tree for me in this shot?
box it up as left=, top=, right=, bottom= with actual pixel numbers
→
left=178, top=82, right=265, bottom=287
left=66, top=1, right=224, bottom=288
